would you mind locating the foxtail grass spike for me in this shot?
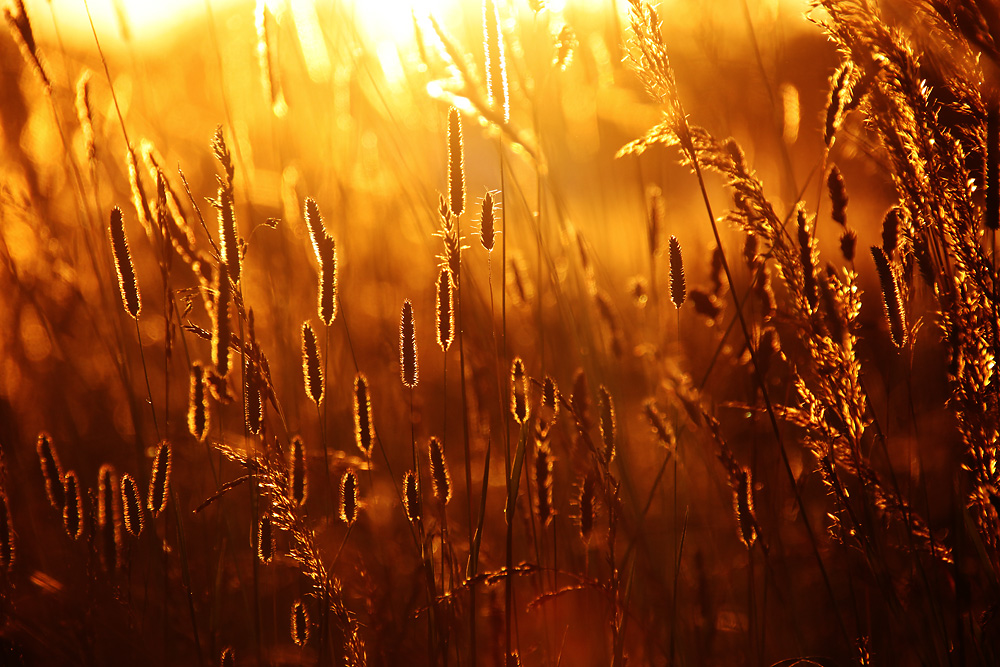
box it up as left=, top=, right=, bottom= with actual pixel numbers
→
left=840, top=228, right=857, bottom=263
left=643, top=399, right=675, bottom=449
left=148, top=441, right=171, bottom=518
left=735, top=468, right=757, bottom=548
left=221, top=647, right=235, bottom=667
left=797, top=208, right=818, bottom=311
left=290, top=437, right=307, bottom=506
left=400, top=300, right=418, bottom=388
left=110, top=207, right=141, bottom=318
left=871, top=246, right=907, bottom=347
left=535, top=443, right=553, bottom=526
left=63, top=471, right=82, bottom=540
left=483, top=0, right=509, bottom=123
left=668, top=235, right=685, bottom=309
left=882, top=207, right=903, bottom=258
left=98, top=465, right=120, bottom=571
left=403, top=471, right=421, bottom=524
left=291, top=600, right=309, bottom=646
left=189, top=362, right=209, bottom=441
left=511, top=358, right=528, bottom=424
left=258, top=514, right=274, bottom=563
left=37, top=433, right=65, bottom=512
left=428, top=437, right=451, bottom=505
left=354, top=374, right=374, bottom=458
left=827, top=165, right=848, bottom=227
left=480, top=191, right=496, bottom=252
left=436, top=268, right=455, bottom=351
left=302, top=322, right=324, bottom=406
left=340, top=469, right=358, bottom=525
left=448, top=107, right=465, bottom=217
left=121, top=474, right=143, bottom=537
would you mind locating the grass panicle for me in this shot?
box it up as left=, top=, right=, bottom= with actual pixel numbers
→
left=340, top=469, right=359, bottom=525
left=148, top=441, right=172, bottom=518
left=511, top=358, right=528, bottom=425
left=213, top=261, right=232, bottom=377
left=871, top=246, right=907, bottom=348
left=428, top=437, right=451, bottom=505
left=448, top=106, right=465, bottom=217
left=668, top=235, right=686, bottom=309
left=598, top=386, right=616, bottom=463
left=109, top=207, right=142, bottom=319
left=291, top=600, right=310, bottom=646
left=404, top=471, right=421, bottom=524
left=301, top=322, right=324, bottom=406
left=37, top=433, right=65, bottom=512
left=353, top=374, right=374, bottom=458
left=98, top=465, right=120, bottom=571
left=436, top=268, right=455, bottom=352
left=827, top=165, right=848, bottom=227
left=63, top=472, right=82, bottom=540
left=258, top=513, right=274, bottom=563
left=290, top=436, right=307, bottom=506
left=400, top=300, right=418, bottom=388
left=188, top=362, right=209, bottom=442
left=121, top=474, right=143, bottom=537
left=480, top=190, right=496, bottom=252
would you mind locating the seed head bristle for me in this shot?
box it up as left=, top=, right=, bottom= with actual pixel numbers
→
left=301, top=322, right=324, bottom=406
left=121, top=474, right=143, bottom=537
left=579, top=475, right=595, bottom=542
left=871, top=246, right=907, bottom=347
left=319, top=237, right=337, bottom=326
left=403, top=471, right=421, bottom=524
left=354, top=374, right=374, bottom=458
left=400, top=300, right=418, bottom=388
left=643, top=399, right=675, bottom=449
left=534, top=442, right=554, bottom=526
left=189, top=362, right=209, bottom=442
left=598, top=386, right=616, bottom=463
left=63, top=471, right=82, bottom=540
left=148, top=441, right=171, bottom=518
left=428, top=437, right=451, bottom=505
left=483, top=0, right=509, bottom=123
left=213, top=261, right=232, bottom=377
left=98, top=465, right=120, bottom=571
left=827, top=165, right=848, bottom=227
left=797, top=208, right=818, bottom=311
left=735, top=467, right=757, bottom=548
left=436, top=268, right=455, bottom=351
left=258, top=513, right=274, bottom=563
left=0, top=489, right=14, bottom=572
left=448, top=107, right=465, bottom=217
left=37, top=433, right=65, bottom=512
left=511, top=358, right=528, bottom=425
left=668, top=236, right=686, bottom=309
left=290, top=437, right=307, bottom=506
left=291, top=600, right=310, bottom=646
left=340, top=469, right=359, bottom=525
left=480, top=191, right=496, bottom=252
left=109, top=207, right=142, bottom=319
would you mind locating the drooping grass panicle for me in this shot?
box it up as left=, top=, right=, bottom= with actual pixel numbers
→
left=290, top=436, right=307, bottom=506
left=121, top=474, right=143, bottom=537
left=436, top=268, right=455, bottom=351
left=37, top=433, right=65, bottom=512
left=598, top=386, right=616, bottom=463
left=353, top=374, right=374, bottom=458
left=63, top=471, right=82, bottom=540
left=871, top=246, right=907, bottom=348
left=400, top=300, right=418, bottom=388
left=480, top=190, right=496, bottom=252
left=291, top=599, right=310, bottom=646
left=448, top=106, right=465, bottom=217
left=881, top=206, right=903, bottom=257
left=301, top=322, right=324, bottom=406
left=827, top=164, right=848, bottom=227
left=258, top=513, right=274, bottom=563
left=148, top=441, right=172, bottom=518
left=109, top=207, right=142, bottom=319
left=213, top=261, right=232, bottom=377
left=75, top=70, right=96, bottom=163
left=98, top=465, right=120, bottom=571
left=824, top=61, right=853, bottom=147
left=403, top=471, right=421, bottom=524
left=840, top=228, right=857, bottom=263
left=0, top=489, right=12, bottom=572
left=428, top=436, right=451, bottom=505
left=483, top=0, right=509, bottom=123
left=189, top=362, right=209, bottom=442
left=643, top=399, right=675, bottom=450
left=668, top=235, right=686, bottom=309
left=340, top=469, right=359, bottom=525
left=797, top=207, right=818, bottom=311
left=3, top=0, right=50, bottom=89
left=534, top=442, right=553, bottom=526
left=511, top=357, right=528, bottom=425
left=734, top=467, right=757, bottom=549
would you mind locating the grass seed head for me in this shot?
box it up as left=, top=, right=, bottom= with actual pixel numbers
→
left=436, top=268, right=455, bottom=352
left=428, top=437, right=451, bottom=505
left=353, top=374, right=374, bottom=458
left=668, top=235, right=686, bottom=309
left=403, top=471, right=421, bottom=524
left=258, top=513, right=274, bottom=563
left=63, top=471, right=82, bottom=540
left=301, top=322, right=324, bottom=406
left=598, top=386, right=616, bottom=463
left=448, top=107, right=465, bottom=217
left=400, top=300, right=418, bottom=388
left=871, top=246, right=907, bottom=347
left=827, top=164, right=848, bottom=227
left=480, top=190, right=496, bottom=252
left=109, top=207, right=142, bottom=319
left=291, top=600, right=310, bottom=646
left=148, top=441, right=172, bottom=518
left=290, top=437, right=307, bottom=506
left=121, top=474, right=143, bottom=537
left=37, top=433, right=65, bottom=512
left=188, top=362, right=209, bottom=441
left=511, top=358, right=528, bottom=425
left=340, top=469, right=359, bottom=525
